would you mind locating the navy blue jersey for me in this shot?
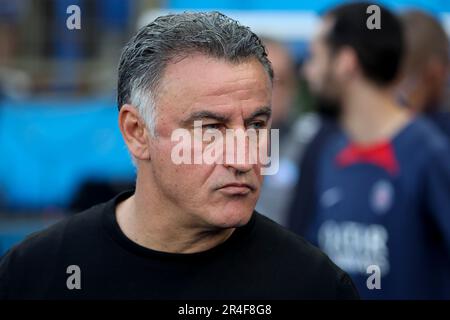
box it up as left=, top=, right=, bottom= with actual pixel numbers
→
left=305, top=116, right=450, bottom=299
left=426, top=111, right=450, bottom=140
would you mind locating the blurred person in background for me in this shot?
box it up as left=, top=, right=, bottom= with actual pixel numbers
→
left=256, top=37, right=339, bottom=226
left=288, top=2, right=450, bottom=299
left=255, top=38, right=306, bottom=225
left=397, top=10, right=450, bottom=139
left=261, top=38, right=298, bottom=132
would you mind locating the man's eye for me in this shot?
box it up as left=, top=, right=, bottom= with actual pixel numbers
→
left=203, top=123, right=222, bottom=130
left=248, top=121, right=266, bottom=129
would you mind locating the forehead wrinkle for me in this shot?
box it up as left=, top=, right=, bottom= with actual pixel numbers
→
left=198, top=82, right=269, bottom=105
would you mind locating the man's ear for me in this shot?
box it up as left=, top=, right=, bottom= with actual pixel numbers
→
left=118, top=104, right=151, bottom=161
left=335, top=46, right=358, bottom=80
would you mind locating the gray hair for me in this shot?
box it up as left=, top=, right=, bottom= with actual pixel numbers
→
left=117, top=11, right=273, bottom=136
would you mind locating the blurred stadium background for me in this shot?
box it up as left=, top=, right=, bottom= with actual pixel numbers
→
left=0, top=0, right=449, bottom=256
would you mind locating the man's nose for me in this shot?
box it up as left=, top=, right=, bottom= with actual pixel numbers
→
left=224, top=160, right=253, bottom=175
left=223, top=130, right=255, bottom=174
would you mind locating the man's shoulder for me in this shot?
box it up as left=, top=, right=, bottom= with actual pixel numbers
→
left=256, top=213, right=340, bottom=272
left=0, top=201, right=109, bottom=299
left=253, top=213, right=331, bottom=261
left=406, top=116, right=448, bottom=151
left=2, top=201, right=107, bottom=264
left=426, top=111, right=450, bottom=139
left=252, top=213, right=359, bottom=299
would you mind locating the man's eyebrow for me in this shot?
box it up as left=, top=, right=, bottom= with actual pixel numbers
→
left=244, top=106, right=272, bottom=122
left=181, top=110, right=230, bottom=126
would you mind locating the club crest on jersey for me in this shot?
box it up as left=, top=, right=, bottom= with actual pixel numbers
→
left=320, top=187, right=342, bottom=208
left=370, top=180, right=394, bottom=215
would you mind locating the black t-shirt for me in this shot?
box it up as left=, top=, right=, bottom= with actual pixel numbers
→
left=0, top=191, right=359, bottom=300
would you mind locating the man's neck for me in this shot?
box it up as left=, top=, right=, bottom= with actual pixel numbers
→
left=340, top=81, right=412, bottom=144
left=115, top=171, right=235, bottom=254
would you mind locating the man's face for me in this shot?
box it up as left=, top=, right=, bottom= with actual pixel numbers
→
left=304, top=18, right=342, bottom=104
left=145, top=54, right=272, bottom=229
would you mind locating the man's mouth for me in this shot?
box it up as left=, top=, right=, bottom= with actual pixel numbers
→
left=216, top=182, right=255, bottom=195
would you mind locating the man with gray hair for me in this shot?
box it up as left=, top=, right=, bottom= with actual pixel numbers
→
left=0, top=12, right=358, bottom=299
